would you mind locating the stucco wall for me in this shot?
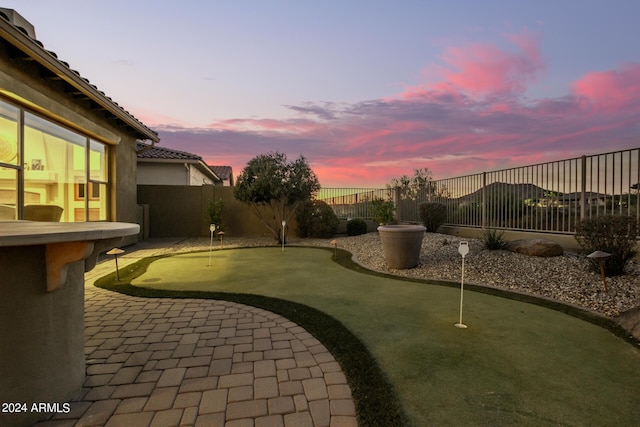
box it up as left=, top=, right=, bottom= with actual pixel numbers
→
left=113, top=135, right=140, bottom=245
left=189, top=166, right=214, bottom=186
left=138, top=162, right=188, bottom=186
left=438, top=225, right=583, bottom=252
left=137, top=185, right=293, bottom=238
left=0, top=245, right=85, bottom=427
left=0, top=41, right=145, bottom=245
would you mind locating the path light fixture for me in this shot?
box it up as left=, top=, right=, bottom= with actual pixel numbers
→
left=330, top=239, right=338, bottom=259
left=218, top=231, right=225, bottom=249
left=587, top=251, right=611, bottom=292
left=281, top=220, right=286, bottom=252
left=106, top=247, right=124, bottom=281
left=455, top=241, right=469, bottom=329
left=208, top=224, right=216, bottom=267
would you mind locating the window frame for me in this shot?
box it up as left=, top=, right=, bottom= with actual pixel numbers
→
left=0, top=97, right=111, bottom=222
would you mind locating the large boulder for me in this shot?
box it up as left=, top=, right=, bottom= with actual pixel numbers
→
left=616, top=306, right=640, bottom=342
left=506, top=238, right=564, bottom=257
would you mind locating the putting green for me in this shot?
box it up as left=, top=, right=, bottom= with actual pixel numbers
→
left=130, top=247, right=640, bottom=426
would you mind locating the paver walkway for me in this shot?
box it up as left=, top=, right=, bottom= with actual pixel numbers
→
left=35, top=239, right=358, bottom=427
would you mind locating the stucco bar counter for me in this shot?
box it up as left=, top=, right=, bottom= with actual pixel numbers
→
left=0, top=221, right=139, bottom=427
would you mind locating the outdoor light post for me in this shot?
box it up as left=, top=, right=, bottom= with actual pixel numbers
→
left=106, top=247, right=125, bottom=281
left=218, top=231, right=225, bottom=249
left=587, top=250, right=611, bottom=292
left=281, top=220, right=286, bottom=252
left=208, top=224, right=216, bottom=267
left=455, top=241, right=469, bottom=329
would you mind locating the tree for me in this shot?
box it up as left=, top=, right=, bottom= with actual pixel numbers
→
left=388, top=168, right=433, bottom=200
left=387, top=167, right=449, bottom=200
left=234, top=152, right=320, bottom=243
left=206, top=198, right=224, bottom=229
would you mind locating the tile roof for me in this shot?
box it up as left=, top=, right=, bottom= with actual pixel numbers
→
left=0, top=8, right=159, bottom=142
left=136, top=142, right=202, bottom=161
left=209, top=165, right=233, bottom=180
left=136, top=142, right=222, bottom=183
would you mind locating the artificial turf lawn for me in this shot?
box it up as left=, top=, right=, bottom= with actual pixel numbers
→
left=97, top=246, right=640, bottom=426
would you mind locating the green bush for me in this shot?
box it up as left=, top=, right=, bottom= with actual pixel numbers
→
left=207, top=198, right=224, bottom=228
left=482, top=227, right=506, bottom=250
left=347, top=218, right=368, bottom=236
left=370, top=198, right=395, bottom=225
left=419, top=202, right=447, bottom=232
left=296, top=200, right=339, bottom=238
left=575, top=215, right=638, bottom=276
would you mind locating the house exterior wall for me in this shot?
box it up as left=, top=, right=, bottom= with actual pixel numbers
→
left=0, top=37, right=145, bottom=244
left=138, top=162, right=189, bottom=185
left=137, top=162, right=218, bottom=186
left=189, top=166, right=216, bottom=186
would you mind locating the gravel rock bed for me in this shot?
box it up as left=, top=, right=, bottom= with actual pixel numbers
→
left=328, top=232, right=640, bottom=318
left=164, top=233, right=639, bottom=318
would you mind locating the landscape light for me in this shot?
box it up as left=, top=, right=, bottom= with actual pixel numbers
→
left=208, top=224, right=216, bottom=266
left=281, top=220, right=286, bottom=252
left=106, top=247, right=124, bottom=281
left=587, top=250, right=611, bottom=292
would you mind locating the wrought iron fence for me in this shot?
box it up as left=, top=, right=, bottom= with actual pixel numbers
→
left=318, top=148, right=640, bottom=235
left=317, top=187, right=392, bottom=220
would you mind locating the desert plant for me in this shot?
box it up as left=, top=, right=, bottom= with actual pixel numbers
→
left=419, top=202, right=447, bottom=232
left=296, top=200, right=339, bottom=238
left=575, top=214, right=638, bottom=276
left=207, top=198, right=224, bottom=228
left=482, top=227, right=507, bottom=250
left=370, top=198, right=395, bottom=225
left=347, top=218, right=368, bottom=236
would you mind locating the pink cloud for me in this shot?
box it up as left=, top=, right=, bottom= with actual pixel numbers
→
left=403, top=31, right=544, bottom=99
left=152, top=35, right=638, bottom=188
left=573, top=62, right=640, bottom=112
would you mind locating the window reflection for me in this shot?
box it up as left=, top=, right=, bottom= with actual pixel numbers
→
left=0, top=98, right=109, bottom=222
left=0, top=102, right=18, bottom=166
left=0, top=167, right=17, bottom=219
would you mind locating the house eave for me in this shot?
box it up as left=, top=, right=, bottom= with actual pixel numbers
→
left=0, top=18, right=159, bottom=142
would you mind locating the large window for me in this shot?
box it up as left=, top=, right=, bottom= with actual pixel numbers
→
left=0, top=98, right=109, bottom=222
left=0, top=101, right=19, bottom=219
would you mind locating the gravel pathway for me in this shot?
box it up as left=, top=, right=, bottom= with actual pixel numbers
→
left=162, top=233, right=639, bottom=320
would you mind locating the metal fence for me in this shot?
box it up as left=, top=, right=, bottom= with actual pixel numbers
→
left=317, top=187, right=392, bottom=220
left=318, top=148, right=640, bottom=235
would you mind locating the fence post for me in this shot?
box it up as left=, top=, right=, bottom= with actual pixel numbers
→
left=481, top=172, right=487, bottom=229
left=580, top=155, right=586, bottom=221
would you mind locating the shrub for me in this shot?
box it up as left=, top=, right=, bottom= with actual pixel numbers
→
left=482, top=227, right=506, bottom=250
left=207, top=198, right=224, bottom=228
left=575, top=215, right=638, bottom=276
left=370, top=198, right=395, bottom=225
left=347, top=218, right=368, bottom=236
left=296, top=200, right=339, bottom=238
left=419, top=202, right=447, bottom=232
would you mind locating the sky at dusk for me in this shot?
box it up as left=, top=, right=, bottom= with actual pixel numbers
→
left=5, top=1, right=640, bottom=187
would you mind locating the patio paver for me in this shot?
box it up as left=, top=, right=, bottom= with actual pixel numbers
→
left=31, top=239, right=358, bottom=427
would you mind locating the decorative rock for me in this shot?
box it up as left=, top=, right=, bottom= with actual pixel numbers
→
left=616, top=306, right=640, bottom=340
left=505, top=239, right=564, bottom=257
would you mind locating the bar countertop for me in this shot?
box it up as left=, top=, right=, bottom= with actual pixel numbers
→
left=0, top=220, right=140, bottom=247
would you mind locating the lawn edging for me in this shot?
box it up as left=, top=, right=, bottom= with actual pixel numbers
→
left=94, top=250, right=408, bottom=427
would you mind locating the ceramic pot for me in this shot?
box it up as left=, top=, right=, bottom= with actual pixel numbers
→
left=377, top=224, right=426, bottom=269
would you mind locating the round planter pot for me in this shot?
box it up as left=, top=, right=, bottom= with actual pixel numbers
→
left=377, top=224, right=426, bottom=269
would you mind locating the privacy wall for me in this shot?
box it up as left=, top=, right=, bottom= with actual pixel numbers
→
left=137, top=185, right=285, bottom=238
